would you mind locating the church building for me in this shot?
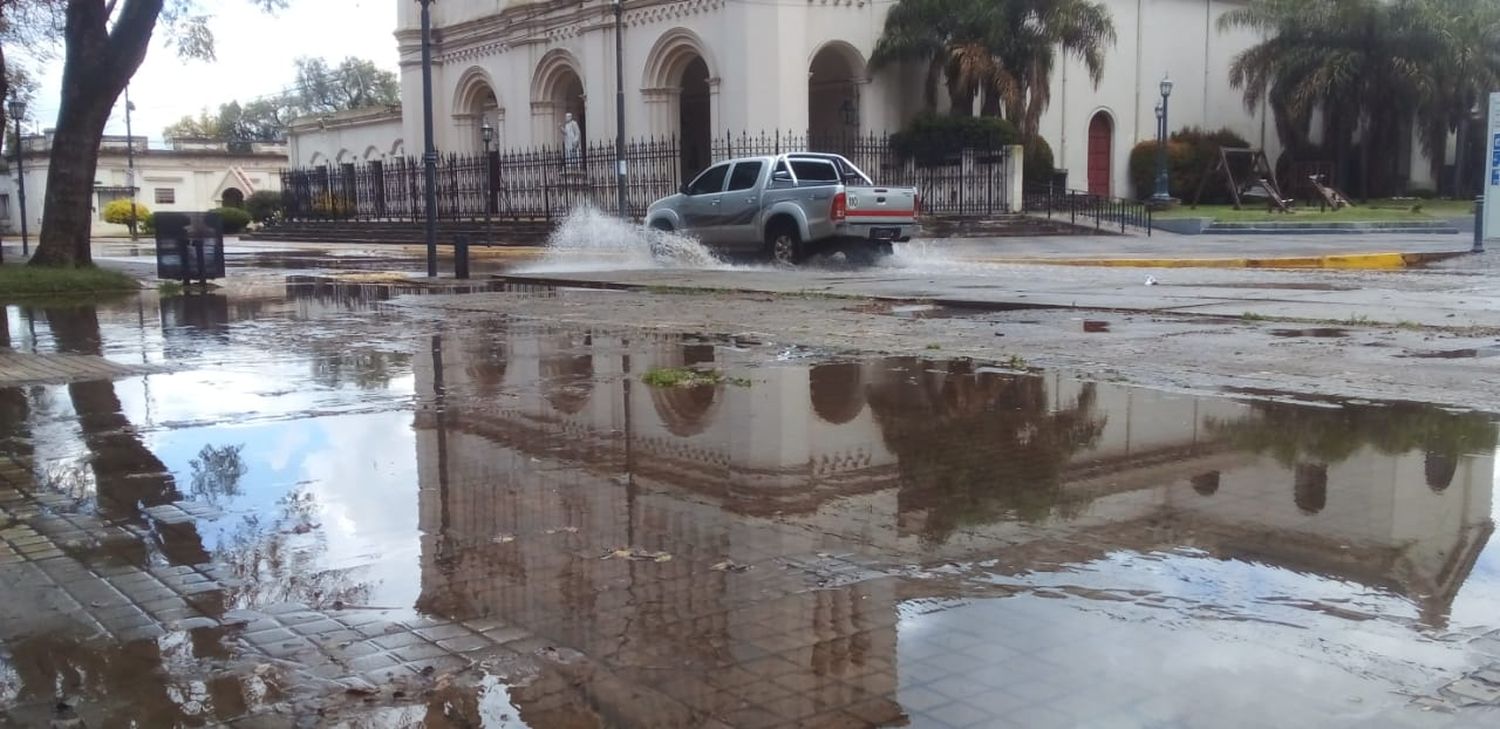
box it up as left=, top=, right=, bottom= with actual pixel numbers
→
left=291, top=1, right=1298, bottom=199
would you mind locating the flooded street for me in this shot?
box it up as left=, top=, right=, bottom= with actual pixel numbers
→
left=3, top=261, right=1500, bottom=727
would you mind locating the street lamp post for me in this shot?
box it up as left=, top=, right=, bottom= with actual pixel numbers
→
left=125, top=87, right=138, bottom=241
left=1151, top=75, right=1175, bottom=205
left=8, top=98, right=28, bottom=255
left=613, top=0, right=627, bottom=219
left=417, top=0, right=439, bottom=277
left=481, top=120, right=494, bottom=249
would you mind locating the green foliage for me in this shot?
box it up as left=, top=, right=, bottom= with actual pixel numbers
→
left=245, top=190, right=284, bottom=223
left=140, top=212, right=156, bottom=236
left=642, top=367, right=750, bottom=388
left=1022, top=135, right=1055, bottom=185
left=161, top=55, right=397, bottom=142
left=867, top=359, right=1106, bottom=544
left=1206, top=400, right=1498, bottom=475
left=158, top=281, right=184, bottom=297
left=890, top=113, right=1020, bottom=165
left=0, top=264, right=139, bottom=300
left=871, top=0, right=1117, bottom=137
left=211, top=206, right=252, bottom=234
left=1128, top=127, right=1250, bottom=202
left=102, top=199, right=150, bottom=225
left=1221, top=0, right=1500, bottom=198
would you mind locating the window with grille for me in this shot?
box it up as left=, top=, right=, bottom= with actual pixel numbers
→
left=154, top=188, right=176, bottom=204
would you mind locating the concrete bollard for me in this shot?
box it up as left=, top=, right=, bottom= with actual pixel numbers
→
left=1476, top=196, right=1486, bottom=254
left=454, top=235, right=470, bottom=279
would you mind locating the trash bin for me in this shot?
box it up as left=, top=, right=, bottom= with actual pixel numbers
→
left=154, top=212, right=225, bottom=284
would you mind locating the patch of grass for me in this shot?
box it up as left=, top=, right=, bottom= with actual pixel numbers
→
left=1003, top=354, right=1029, bottom=370
left=1241, top=312, right=1268, bottom=322
left=642, top=367, right=749, bottom=388
left=157, top=280, right=184, bottom=297
left=1394, top=320, right=1422, bottom=331
left=0, top=264, right=140, bottom=301
left=924, top=343, right=942, bottom=350
left=1154, top=198, right=1475, bottom=222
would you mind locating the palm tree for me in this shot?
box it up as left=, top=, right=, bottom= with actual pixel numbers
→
left=869, top=0, right=979, bottom=113
left=871, top=0, right=1115, bottom=138
left=1404, top=0, right=1500, bottom=195
left=1220, top=0, right=1495, bottom=199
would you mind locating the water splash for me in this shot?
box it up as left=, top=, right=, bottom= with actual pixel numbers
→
left=880, top=239, right=970, bottom=272
left=518, top=205, right=728, bottom=273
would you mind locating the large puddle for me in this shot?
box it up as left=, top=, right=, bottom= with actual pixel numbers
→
left=2, top=283, right=1498, bottom=726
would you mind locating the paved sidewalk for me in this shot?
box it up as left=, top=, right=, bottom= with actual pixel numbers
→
left=915, top=231, right=1478, bottom=267
left=498, top=262, right=1500, bottom=329
left=0, top=350, right=160, bottom=386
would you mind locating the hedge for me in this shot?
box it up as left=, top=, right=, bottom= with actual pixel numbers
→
left=102, top=199, right=150, bottom=226
left=890, top=113, right=1021, bottom=166
left=1128, top=127, right=1251, bottom=204
left=210, top=206, right=251, bottom=234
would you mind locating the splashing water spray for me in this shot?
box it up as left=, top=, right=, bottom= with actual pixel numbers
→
left=518, top=204, right=729, bottom=273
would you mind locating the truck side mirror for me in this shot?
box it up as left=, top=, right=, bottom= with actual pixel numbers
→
left=772, top=171, right=792, bottom=182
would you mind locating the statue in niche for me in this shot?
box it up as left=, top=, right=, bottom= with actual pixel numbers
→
left=561, top=112, right=581, bottom=166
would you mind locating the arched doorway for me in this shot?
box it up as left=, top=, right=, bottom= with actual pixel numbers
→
left=533, top=52, right=586, bottom=153
left=680, top=58, right=711, bottom=179
left=808, top=43, right=865, bottom=144
left=1087, top=112, right=1113, bottom=196
left=221, top=188, right=244, bottom=208
left=643, top=30, right=717, bottom=180
left=453, top=68, right=502, bottom=153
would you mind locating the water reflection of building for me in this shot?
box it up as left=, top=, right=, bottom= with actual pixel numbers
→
left=411, top=326, right=1495, bottom=721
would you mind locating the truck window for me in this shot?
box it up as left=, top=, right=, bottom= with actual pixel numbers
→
left=789, top=159, right=838, bottom=183
left=687, top=164, right=730, bottom=195
left=726, top=160, right=764, bottom=191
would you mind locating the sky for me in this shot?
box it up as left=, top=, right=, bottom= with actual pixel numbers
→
left=23, top=0, right=399, bottom=145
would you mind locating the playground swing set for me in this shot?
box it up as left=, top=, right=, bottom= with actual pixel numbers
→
left=1190, top=147, right=1354, bottom=213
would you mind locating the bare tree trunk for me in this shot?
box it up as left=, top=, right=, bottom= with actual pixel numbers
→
left=29, top=0, right=165, bottom=267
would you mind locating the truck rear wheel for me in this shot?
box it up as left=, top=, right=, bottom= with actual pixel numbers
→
left=766, top=222, right=803, bottom=266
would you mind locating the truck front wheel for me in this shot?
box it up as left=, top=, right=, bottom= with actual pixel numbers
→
left=766, top=222, right=803, bottom=266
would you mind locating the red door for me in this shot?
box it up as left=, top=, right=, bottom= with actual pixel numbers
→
left=1087, top=113, right=1113, bottom=196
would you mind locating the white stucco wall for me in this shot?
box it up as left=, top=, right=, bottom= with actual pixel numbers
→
left=288, top=110, right=406, bottom=167
left=1, top=140, right=286, bottom=236
left=294, top=0, right=1462, bottom=201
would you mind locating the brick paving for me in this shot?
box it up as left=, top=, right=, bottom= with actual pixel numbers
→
left=0, top=350, right=161, bottom=387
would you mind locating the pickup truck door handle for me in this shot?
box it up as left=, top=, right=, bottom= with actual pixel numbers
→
left=745, top=197, right=756, bottom=204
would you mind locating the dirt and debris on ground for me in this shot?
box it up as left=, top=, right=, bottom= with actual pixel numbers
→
left=2, top=256, right=1500, bottom=727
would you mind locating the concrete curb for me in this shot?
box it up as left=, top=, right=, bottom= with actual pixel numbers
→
left=970, top=250, right=1468, bottom=270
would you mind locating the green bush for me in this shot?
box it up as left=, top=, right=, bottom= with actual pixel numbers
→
left=140, top=212, right=156, bottom=236
left=245, top=190, right=284, bottom=223
left=1022, top=136, right=1055, bottom=186
left=102, top=199, right=150, bottom=226
left=211, top=206, right=252, bottom=234
left=1128, top=126, right=1251, bottom=203
left=891, top=113, right=1021, bottom=166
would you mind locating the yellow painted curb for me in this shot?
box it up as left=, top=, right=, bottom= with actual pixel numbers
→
left=973, top=251, right=1445, bottom=270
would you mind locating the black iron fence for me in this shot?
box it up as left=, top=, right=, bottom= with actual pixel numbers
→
left=1022, top=183, right=1153, bottom=236
left=279, top=131, right=1021, bottom=223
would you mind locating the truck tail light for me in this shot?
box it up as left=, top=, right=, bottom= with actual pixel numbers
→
left=831, top=192, right=847, bottom=223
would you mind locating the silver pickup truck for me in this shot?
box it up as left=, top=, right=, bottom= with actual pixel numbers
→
left=645, top=153, right=920, bottom=264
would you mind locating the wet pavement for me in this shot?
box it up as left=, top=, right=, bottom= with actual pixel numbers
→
left=2, top=268, right=1500, bottom=727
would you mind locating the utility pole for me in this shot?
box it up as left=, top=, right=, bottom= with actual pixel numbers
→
left=125, top=86, right=138, bottom=240
left=613, top=0, right=627, bottom=218
left=418, top=0, right=439, bottom=277
left=8, top=98, right=28, bottom=255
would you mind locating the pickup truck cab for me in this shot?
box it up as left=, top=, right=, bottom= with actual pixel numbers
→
left=645, top=153, right=919, bottom=264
